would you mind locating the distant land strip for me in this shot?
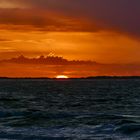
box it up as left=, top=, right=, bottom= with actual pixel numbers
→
left=0, top=76, right=140, bottom=79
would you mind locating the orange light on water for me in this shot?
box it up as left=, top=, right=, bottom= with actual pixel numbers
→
left=56, top=75, right=69, bottom=79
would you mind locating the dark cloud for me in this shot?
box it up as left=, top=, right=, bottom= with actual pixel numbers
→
left=0, top=55, right=97, bottom=65
left=0, top=0, right=140, bottom=35
left=0, top=55, right=140, bottom=77
left=0, top=8, right=97, bottom=32
left=31, top=0, right=140, bottom=35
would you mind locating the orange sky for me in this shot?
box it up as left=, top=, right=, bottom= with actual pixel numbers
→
left=0, top=30, right=140, bottom=64
left=0, top=0, right=140, bottom=77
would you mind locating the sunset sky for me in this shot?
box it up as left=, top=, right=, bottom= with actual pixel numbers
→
left=0, top=0, right=140, bottom=77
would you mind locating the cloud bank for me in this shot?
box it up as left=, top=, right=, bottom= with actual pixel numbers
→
left=0, top=0, right=140, bottom=36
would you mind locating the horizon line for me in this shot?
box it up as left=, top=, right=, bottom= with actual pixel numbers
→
left=0, top=76, right=140, bottom=79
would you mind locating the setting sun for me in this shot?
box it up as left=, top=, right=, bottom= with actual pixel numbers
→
left=56, top=75, right=69, bottom=79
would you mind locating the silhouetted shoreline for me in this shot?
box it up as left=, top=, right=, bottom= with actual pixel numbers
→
left=0, top=76, right=140, bottom=79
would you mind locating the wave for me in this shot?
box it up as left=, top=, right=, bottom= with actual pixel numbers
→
left=0, top=111, right=139, bottom=139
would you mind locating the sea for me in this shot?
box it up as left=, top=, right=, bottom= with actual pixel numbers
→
left=0, top=78, right=139, bottom=140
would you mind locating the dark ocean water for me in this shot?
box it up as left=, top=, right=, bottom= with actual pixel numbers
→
left=0, top=79, right=139, bottom=140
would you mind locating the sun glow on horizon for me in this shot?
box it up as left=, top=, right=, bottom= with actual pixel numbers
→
left=56, top=75, right=69, bottom=79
